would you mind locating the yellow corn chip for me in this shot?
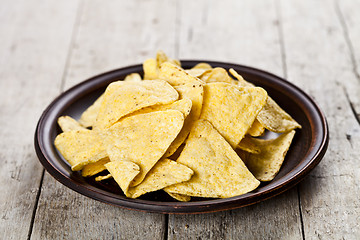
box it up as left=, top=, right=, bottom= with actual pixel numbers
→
left=126, top=158, right=194, bottom=198
left=78, top=94, right=104, bottom=128
left=165, top=191, right=191, bottom=202
left=58, top=116, right=85, bottom=132
left=200, top=67, right=234, bottom=84
left=81, top=157, right=110, bottom=177
left=95, top=174, right=112, bottom=181
left=200, top=83, right=268, bottom=148
left=257, top=97, right=302, bottom=133
left=156, top=50, right=181, bottom=67
left=143, top=58, right=158, bottom=80
left=103, top=110, right=185, bottom=187
left=247, top=119, right=265, bottom=137
left=165, top=119, right=260, bottom=198
left=159, top=62, right=205, bottom=85
left=237, top=135, right=261, bottom=154
left=105, top=161, right=140, bottom=194
left=229, top=68, right=252, bottom=87
left=230, top=68, right=301, bottom=132
left=191, top=63, right=212, bottom=70
left=124, top=73, right=142, bottom=82
left=94, top=80, right=178, bottom=129
left=245, top=130, right=296, bottom=181
left=54, top=129, right=107, bottom=171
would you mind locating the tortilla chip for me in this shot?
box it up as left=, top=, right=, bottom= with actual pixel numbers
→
left=237, top=135, right=261, bottom=154
left=165, top=191, right=191, bottom=202
left=105, top=161, right=140, bottom=194
left=230, top=68, right=301, bottom=132
left=229, top=68, right=252, bottom=87
left=156, top=50, right=180, bottom=67
left=245, top=130, right=296, bottom=181
left=54, top=129, right=107, bottom=171
left=247, top=119, right=265, bottom=137
left=81, top=157, right=110, bottom=177
left=165, top=119, right=260, bottom=198
left=95, top=174, right=112, bottom=181
left=103, top=110, right=185, bottom=186
left=200, top=83, right=268, bottom=148
left=200, top=67, right=235, bottom=84
left=159, top=62, right=205, bottom=86
left=79, top=94, right=104, bottom=128
left=143, top=58, right=158, bottom=80
left=58, top=116, right=85, bottom=132
left=124, top=73, right=142, bottom=82
left=191, top=63, right=212, bottom=70
left=94, top=80, right=178, bottom=129
left=127, top=158, right=194, bottom=198
left=257, top=97, right=302, bottom=133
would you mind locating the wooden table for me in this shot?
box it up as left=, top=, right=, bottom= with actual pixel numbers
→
left=1, top=0, right=359, bottom=239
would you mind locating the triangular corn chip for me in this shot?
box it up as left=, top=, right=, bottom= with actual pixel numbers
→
left=165, top=119, right=260, bottom=198
left=79, top=94, right=104, bottom=128
left=94, top=80, right=178, bottom=129
left=247, top=119, right=265, bottom=137
left=54, top=129, right=107, bottom=171
left=245, top=130, right=296, bottom=181
left=103, top=110, right=185, bottom=186
left=159, top=62, right=205, bottom=85
left=127, top=158, right=194, bottom=198
left=191, top=62, right=212, bottom=70
left=95, top=174, right=112, bottom=181
left=200, top=67, right=236, bottom=84
left=200, top=83, right=268, bottom=148
left=237, top=135, right=261, bottom=154
left=58, top=116, right=86, bottom=132
left=105, top=161, right=140, bottom=194
left=230, top=68, right=301, bottom=132
left=143, top=51, right=180, bottom=80
left=124, top=73, right=142, bottom=82
left=81, top=157, right=110, bottom=177
left=257, top=97, right=302, bottom=133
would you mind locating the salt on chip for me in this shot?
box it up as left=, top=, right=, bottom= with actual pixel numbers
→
left=126, top=158, right=194, bottom=198
left=200, top=82, right=268, bottom=148
left=257, top=97, right=302, bottom=133
left=54, top=129, right=107, bottom=171
left=237, top=135, right=261, bottom=154
left=103, top=110, right=185, bottom=187
left=230, top=68, right=301, bottom=132
left=58, top=116, right=86, bottom=132
left=165, top=119, right=260, bottom=198
left=124, top=73, right=142, bottom=82
left=105, top=161, right=140, bottom=194
left=245, top=130, right=296, bottom=181
left=94, top=80, right=179, bottom=129
left=81, top=157, right=110, bottom=177
left=165, top=191, right=191, bottom=202
left=79, top=94, right=104, bottom=128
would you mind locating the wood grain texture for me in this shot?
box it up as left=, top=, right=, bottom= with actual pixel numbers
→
left=280, top=0, right=360, bottom=238
left=0, top=0, right=79, bottom=239
left=168, top=0, right=303, bottom=239
left=31, top=0, right=177, bottom=239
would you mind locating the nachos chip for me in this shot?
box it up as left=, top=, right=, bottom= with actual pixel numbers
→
left=124, top=73, right=142, bottom=82
left=81, top=157, right=110, bottom=177
left=58, top=116, right=85, bottom=132
left=165, top=119, right=260, bottom=198
left=103, top=110, right=185, bottom=186
left=245, top=130, right=296, bottom=181
left=78, top=94, right=104, bottom=128
left=94, top=80, right=179, bottom=129
left=105, top=161, right=140, bottom=194
left=200, top=83, right=268, bottom=148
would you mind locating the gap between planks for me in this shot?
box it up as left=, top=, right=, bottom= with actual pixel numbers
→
left=275, top=0, right=306, bottom=239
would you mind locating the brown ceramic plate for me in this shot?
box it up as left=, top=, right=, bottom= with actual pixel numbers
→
left=34, top=61, right=328, bottom=214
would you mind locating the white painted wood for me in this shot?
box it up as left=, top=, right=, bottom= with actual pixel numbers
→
left=280, top=0, right=360, bottom=238
left=168, top=0, right=303, bottom=239
left=31, top=0, right=177, bottom=239
left=0, top=0, right=79, bottom=239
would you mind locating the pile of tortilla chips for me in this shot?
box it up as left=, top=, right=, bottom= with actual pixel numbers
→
left=54, top=51, right=301, bottom=201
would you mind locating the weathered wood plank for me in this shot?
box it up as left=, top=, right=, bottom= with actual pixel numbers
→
left=31, top=0, right=178, bottom=239
left=0, top=0, right=79, bottom=239
left=280, top=0, right=360, bottom=238
left=168, top=0, right=303, bottom=239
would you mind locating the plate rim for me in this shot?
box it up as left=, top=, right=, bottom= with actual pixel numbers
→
left=34, top=60, right=329, bottom=214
